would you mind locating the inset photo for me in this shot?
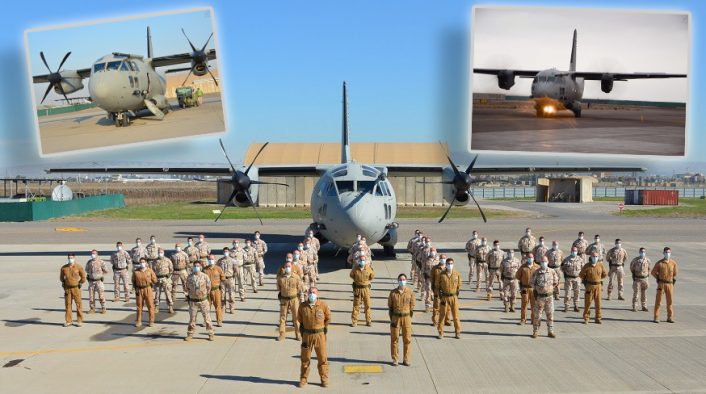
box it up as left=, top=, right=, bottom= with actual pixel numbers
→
left=471, top=6, right=689, bottom=156
left=25, top=7, right=225, bottom=156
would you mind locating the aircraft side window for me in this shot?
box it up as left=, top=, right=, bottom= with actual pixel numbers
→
left=326, top=181, right=337, bottom=197
left=120, top=62, right=130, bottom=71
left=129, top=76, right=134, bottom=88
left=336, top=181, right=355, bottom=194
left=131, top=61, right=139, bottom=72
left=106, top=61, right=121, bottom=71
left=93, top=63, right=106, bottom=73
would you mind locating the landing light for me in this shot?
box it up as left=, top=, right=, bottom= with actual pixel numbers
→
left=543, top=106, right=556, bottom=115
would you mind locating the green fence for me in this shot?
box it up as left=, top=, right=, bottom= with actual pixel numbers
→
left=36, top=103, right=97, bottom=117
left=0, top=194, right=124, bottom=222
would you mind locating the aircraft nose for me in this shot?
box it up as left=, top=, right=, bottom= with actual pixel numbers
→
left=88, top=74, right=110, bottom=106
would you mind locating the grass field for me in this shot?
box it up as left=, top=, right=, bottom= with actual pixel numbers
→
left=618, top=198, right=706, bottom=218
left=70, top=201, right=526, bottom=221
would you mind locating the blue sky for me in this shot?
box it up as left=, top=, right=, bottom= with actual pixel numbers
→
left=0, top=0, right=704, bottom=175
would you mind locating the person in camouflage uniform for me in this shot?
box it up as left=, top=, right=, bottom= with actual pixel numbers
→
left=546, top=241, right=564, bottom=301
left=500, top=250, right=520, bottom=313
left=486, top=240, right=505, bottom=300
left=145, top=235, right=160, bottom=265
left=531, top=256, right=560, bottom=338
left=253, top=231, right=268, bottom=286
left=111, top=241, right=132, bottom=302
left=586, top=234, right=606, bottom=265
left=532, top=236, right=549, bottom=266
left=218, top=247, right=237, bottom=314
left=243, top=240, right=258, bottom=292
left=572, top=231, right=588, bottom=263
left=185, top=260, right=214, bottom=341
left=86, top=250, right=109, bottom=314
left=152, top=248, right=174, bottom=313
left=474, top=238, right=491, bottom=293
left=130, top=238, right=148, bottom=273
left=184, top=237, right=201, bottom=269
left=517, top=227, right=537, bottom=259
left=629, top=247, right=651, bottom=312
left=230, top=240, right=246, bottom=301
left=407, top=230, right=422, bottom=287
left=303, top=239, right=319, bottom=283
left=171, top=243, right=190, bottom=301
left=561, top=247, right=583, bottom=312
left=465, top=230, right=482, bottom=285
left=421, top=247, right=439, bottom=312
left=430, top=254, right=449, bottom=327
left=195, top=234, right=211, bottom=261
left=606, top=238, right=629, bottom=300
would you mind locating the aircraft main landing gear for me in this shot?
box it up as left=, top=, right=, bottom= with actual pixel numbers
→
left=113, top=112, right=131, bottom=127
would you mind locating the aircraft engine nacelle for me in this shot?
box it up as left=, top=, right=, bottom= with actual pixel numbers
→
left=192, top=60, right=209, bottom=76
left=233, top=191, right=252, bottom=207
left=442, top=167, right=471, bottom=207
left=55, top=70, right=84, bottom=94
left=601, top=74, right=614, bottom=93
left=497, top=70, right=515, bottom=90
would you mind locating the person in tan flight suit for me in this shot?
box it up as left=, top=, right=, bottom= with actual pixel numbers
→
left=430, top=255, right=450, bottom=327
left=515, top=253, right=537, bottom=325
left=629, top=247, right=651, bottom=313
left=652, top=247, right=678, bottom=323
left=277, top=261, right=303, bottom=341
left=350, top=254, right=375, bottom=327
left=132, top=258, right=157, bottom=327
left=171, top=243, right=190, bottom=301
left=111, top=241, right=132, bottom=302
left=389, top=273, right=415, bottom=366
left=152, top=248, right=174, bottom=313
left=579, top=251, right=608, bottom=324
left=85, top=249, right=109, bottom=314
left=435, top=258, right=462, bottom=339
left=60, top=253, right=86, bottom=327
left=185, top=260, right=215, bottom=341
left=298, top=287, right=331, bottom=388
left=203, top=255, right=225, bottom=327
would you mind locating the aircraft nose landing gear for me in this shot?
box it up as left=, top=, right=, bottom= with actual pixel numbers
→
left=111, top=111, right=131, bottom=127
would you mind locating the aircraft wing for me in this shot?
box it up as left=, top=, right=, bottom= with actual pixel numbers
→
left=473, top=68, right=540, bottom=77
left=151, top=49, right=216, bottom=69
left=32, top=68, right=91, bottom=84
left=384, top=165, right=645, bottom=174
left=573, top=72, right=686, bottom=80
left=45, top=164, right=322, bottom=177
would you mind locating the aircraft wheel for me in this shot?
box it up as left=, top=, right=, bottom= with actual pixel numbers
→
left=383, top=245, right=396, bottom=258
left=573, top=110, right=582, bottom=118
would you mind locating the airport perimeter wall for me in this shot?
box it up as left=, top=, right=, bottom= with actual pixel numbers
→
left=0, top=194, right=125, bottom=222
left=36, top=103, right=97, bottom=117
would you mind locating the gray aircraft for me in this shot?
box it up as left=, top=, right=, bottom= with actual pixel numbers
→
left=32, top=27, right=217, bottom=127
left=474, top=29, right=687, bottom=117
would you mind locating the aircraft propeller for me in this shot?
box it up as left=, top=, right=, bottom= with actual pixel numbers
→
left=39, top=51, right=72, bottom=104
left=180, top=28, right=219, bottom=87
left=214, top=139, right=289, bottom=224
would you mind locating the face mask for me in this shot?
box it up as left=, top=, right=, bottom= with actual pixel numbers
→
left=540, top=261, right=548, bottom=269
left=68, top=258, right=75, bottom=265
left=91, top=254, right=97, bottom=259
left=285, top=267, right=292, bottom=274
left=595, top=238, right=600, bottom=243
left=298, top=246, right=303, bottom=250
left=440, top=258, right=446, bottom=265
left=473, top=234, right=478, bottom=239
left=294, top=254, right=300, bottom=260
left=431, top=251, right=437, bottom=257
left=140, top=263, right=146, bottom=270
left=552, top=244, right=558, bottom=250
left=360, top=251, right=366, bottom=257
left=158, top=253, right=164, bottom=258
left=193, top=266, right=201, bottom=273
left=208, top=260, right=215, bottom=266
left=494, top=245, right=500, bottom=250
left=570, top=251, right=577, bottom=257
left=526, top=231, right=531, bottom=236
left=447, top=264, right=454, bottom=272
left=151, top=239, right=156, bottom=244
left=356, top=236, right=362, bottom=241
left=304, top=244, right=310, bottom=250
left=176, top=247, right=182, bottom=252
left=224, top=252, right=230, bottom=257
left=399, top=280, right=407, bottom=287
left=664, top=252, right=671, bottom=259
left=308, top=293, right=317, bottom=303
left=539, top=241, right=545, bottom=246
left=590, top=257, right=597, bottom=264
left=246, top=244, right=252, bottom=248
left=579, top=235, right=584, bottom=240
left=188, top=241, right=193, bottom=246
left=117, top=246, right=123, bottom=251
left=137, top=242, right=142, bottom=247
left=308, top=233, right=314, bottom=237
left=481, top=241, right=487, bottom=246
left=358, top=260, right=365, bottom=268
left=509, top=252, right=515, bottom=258
left=199, top=238, right=204, bottom=242
left=234, top=243, right=239, bottom=248
left=616, top=243, right=622, bottom=248
left=639, top=252, right=646, bottom=258
left=255, top=234, right=260, bottom=239
left=527, top=258, right=534, bottom=264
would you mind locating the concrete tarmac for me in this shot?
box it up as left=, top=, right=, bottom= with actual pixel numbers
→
left=37, top=94, right=225, bottom=155
left=471, top=105, right=686, bottom=156
left=1, top=203, right=704, bottom=393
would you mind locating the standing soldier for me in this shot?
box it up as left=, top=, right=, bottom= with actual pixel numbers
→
left=388, top=274, right=415, bottom=366
left=474, top=237, right=491, bottom=293
left=230, top=239, right=246, bottom=301
left=435, top=258, right=462, bottom=339
left=218, top=247, right=237, bottom=314
left=184, top=237, right=200, bottom=269
left=195, top=234, right=211, bottom=262
left=561, top=247, right=584, bottom=312
left=579, top=251, right=608, bottom=324
left=304, top=238, right=319, bottom=283
left=195, top=86, right=204, bottom=105
left=465, top=230, right=481, bottom=285
left=350, top=254, right=375, bottom=327
left=487, top=240, right=504, bottom=300
left=132, top=258, right=157, bottom=327
left=500, top=250, right=520, bottom=313
left=130, top=238, right=147, bottom=272
left=145, top=235, right=160, bottom=265
left=652, top=247, right=678, bottom=323
left=253, top=231, right=268, bottom=286
left=111, top=241, right=132, bottom=302
left=430, top=255, right=449, bottom=326
left=298, top=287, right=331, bottom=388
left=515, top=253, right=537, bottom=325
left=606, top=239, right=628, bottom=300
left=307, top=230, right=321, bottom=253
left=277, top=261, right=303, bottom=341
left=407, top=230, right=422, bottom=287
left=60, top=253, right=86, bottom=327
left=413, top=237, right=430, bottom=291
left=203, top=255, right=225, bottom=327
left=531, top=256, right=560, bottom=338
left=572, top=231, right=589, bottom=263
left=546, top=241, right=564, bottom=301
left=586, top=234, right=606, bottom=265
left=630, top=247, right=651, bottom=312
left=152, top=248, right=174, bottom=313
left=243, top=240, right=258, bottom=292
left=421, top=248, right=439, bottom=312
left=185, top=260, right=215, bottom=341
left=532, top=236, right=549, bottom=266
left=85, top=250, right=108, bottom=314
left=518, top=227, right=537, bottom=259
left=171, top=243, right=190, bottom=301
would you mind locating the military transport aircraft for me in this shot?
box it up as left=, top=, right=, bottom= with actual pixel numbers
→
left=474, top=29, right=687, bottom=118
left=31, top=27, right=217, bottom=127
left=47, top=81, right=644, bottom=256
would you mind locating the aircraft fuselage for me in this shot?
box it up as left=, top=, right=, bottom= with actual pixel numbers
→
left=530, top=68, right=584, bottom=117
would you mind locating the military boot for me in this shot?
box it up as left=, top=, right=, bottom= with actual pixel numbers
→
left=531, top=331, right=538, bottom=338
left=631, top=306, right=637, bottom=312
left=509, top=305, right=515, bottom=312
left=504, top=304, right=509, bottom=313
left=618, top=295, right=625, bottom=301
left=298, top=379, right=307, bottom=388
left=548, top=332, right=556, bottom=338
left=606, top=292, right=611, bottom=301
left=641, top=306, right=649, bottom=312
left=486, top=293, right=491, bottom=301
left=88, top=308, right=95, bottom=314
left=208, top=333, right=215, bottom=341
left=169, top=306, right=174, bottom=314
left=184, top=335, right=192, bottom=342
left=101, top=307, right=107, bottom=314
left=564, top=305, right=568, bottom=313
left=573, top=306, right=579, bottom=312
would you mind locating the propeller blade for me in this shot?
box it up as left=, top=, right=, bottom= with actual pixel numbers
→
left=415, top=181, right=453, bottom=184
left=57, top=51, right=72, bottom=71
left=438, top=196, right=457, bottom=223
left=214, top=189, right=238, bottom=222
left=206, top=67, right=219, bottom=87
left=40, top=82, right=54, bottom=104
left=446, top=154, right=462, bottom=178
left=244, top=190, right=263, bottom=225
left=200, top=32, right=214, bottom=52
left=180, top=67, right=194, bottom=87
left=181, top=28, right=198, bottom=52
left=465, top=155, right=479, bottom=174
left=58, top=84, right=70, bottom=103
left=39, top=51, right=51, bottom=73
left=218, top=138, right=237, bottom=173
left=469, top=192, right=488, bottom=223
left=250, top=180, right=289, bottom=187
left=245, top=142, right=269, bottom=175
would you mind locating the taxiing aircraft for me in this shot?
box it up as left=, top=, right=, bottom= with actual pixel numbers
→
left=31, top=27, right=217, bottom=127
left=474, top=29, right=687, bottom=117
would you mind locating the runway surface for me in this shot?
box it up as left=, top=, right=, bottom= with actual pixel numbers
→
left=37, top=94, right=225, bottom=155
left=471, top=105, right=686, bottom=156
left=1, top=202, right=704, bottom=393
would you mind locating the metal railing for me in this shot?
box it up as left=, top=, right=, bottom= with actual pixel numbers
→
left=473, top=187, right=706, bottom=199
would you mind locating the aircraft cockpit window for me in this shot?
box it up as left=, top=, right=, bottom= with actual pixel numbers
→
left=380, top=181, right=391, bottom=196
left=358, top=181, right=375, bottom=194
left=130, top=61, right=139, bottom=71
left=374, top=184, right=384, bottom=196
left=93, top=63, right=106, bottom=73
left=120, top=62, right=130, bottom=71
left=332, top=168, right=348, bottom=177
left=326, top=181, right=337, bottom=197
left=106, top=61, right=122, bottom=71
left=336, top=181, right=355, bottom=194
left=547, top=75, right=556, bottom=82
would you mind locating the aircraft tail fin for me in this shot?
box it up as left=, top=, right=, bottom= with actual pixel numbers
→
left=147, top=26, right=153, bottom=58
left=341, top=81, right=350, bottom=164
left=569, top=29, right=577, bottom=72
